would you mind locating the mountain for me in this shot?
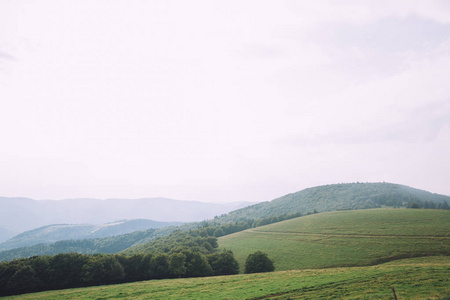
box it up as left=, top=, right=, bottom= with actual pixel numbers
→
left=217, top=182, right=450, bottom=222
left=0, top=197, right=252, bottom=233
left=0, top=219, right=182, bottom=251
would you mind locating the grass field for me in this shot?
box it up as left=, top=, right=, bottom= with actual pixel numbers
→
left=218, top=209, right=450, bottom=271
left=5, top=256, right=449, bottom=299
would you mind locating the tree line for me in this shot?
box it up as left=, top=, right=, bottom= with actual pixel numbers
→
left=0, top=232, right=241, bottom=297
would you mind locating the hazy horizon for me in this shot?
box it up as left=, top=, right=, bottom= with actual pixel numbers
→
left=1, top=181, right=449, bottom=203
left=1, top=1, right=449, bottom=203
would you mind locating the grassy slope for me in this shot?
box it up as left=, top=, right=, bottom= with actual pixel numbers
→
left=5, top=256, right=449, bottom=299
left=218, top=209, right=450, bottom=271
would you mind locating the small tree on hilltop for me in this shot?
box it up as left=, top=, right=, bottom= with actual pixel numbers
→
left=244, top=251, right=275, bottom=274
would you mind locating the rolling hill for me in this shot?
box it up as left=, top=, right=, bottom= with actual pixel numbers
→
left=1, top=182, right=448, bottom=261
left=218, top=209, right=450, bottom=271
left=1, top=208, right=449, bottom=297
left=218, top=182, right=450, bottom=222
left=0, top=219, right=182, bottom=251
left=4, top=209, right=450, bottom=299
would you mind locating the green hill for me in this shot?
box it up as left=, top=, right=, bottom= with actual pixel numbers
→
left=218, top=209, right=450, bottom=271
left=218, top=182, right=450, bottom=222
left=3, top=209, right=449, bottom=298
left=2, top=182, right=449, bottom=261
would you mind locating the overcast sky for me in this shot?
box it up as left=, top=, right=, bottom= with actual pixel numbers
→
left=1, top=1, right=449, bottom=203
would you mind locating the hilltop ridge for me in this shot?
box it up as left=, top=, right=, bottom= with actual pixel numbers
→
left=218, top=182, right=449, bottom=222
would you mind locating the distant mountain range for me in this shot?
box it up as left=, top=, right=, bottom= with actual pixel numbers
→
left=0, top=197, right=252, bottom=238
left=0, top=219, right=182, bottom=251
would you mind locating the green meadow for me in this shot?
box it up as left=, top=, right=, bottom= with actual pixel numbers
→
left=4, top=209, right=449, bottom=299
left=219, top=209, right=450, bottom=271
left=4, top=256, right=449, bottom=299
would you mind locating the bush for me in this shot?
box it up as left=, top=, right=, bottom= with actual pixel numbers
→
left=244, top=251, right=274, bottom=274
left=207, top=250, right=239, bottom=276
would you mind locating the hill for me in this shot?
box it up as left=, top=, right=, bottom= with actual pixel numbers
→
left=218, top=209, right=450, bottom=271
left=0, top=197, right=251, bottom=233
left=5, top=256, right=450, bottom=299
left=0, top=219, right=182, bottom=251
left=0, top=221, right=205, bottom=261
left=218, top=182, right=450, bottom=222
left=2, top=209, right=449, bottom=297
left=2, top=182, right=449, bottom=261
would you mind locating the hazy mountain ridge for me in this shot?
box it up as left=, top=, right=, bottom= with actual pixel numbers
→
left=0, top=197, right=252, bottom=233
left=0, top=219, right=183, bottom=251
left=0, top=222, right=202, bottom=261
left=218, top=182, right=450, bottom=222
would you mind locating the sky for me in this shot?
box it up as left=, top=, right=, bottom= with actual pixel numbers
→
left=0, top=1, right=450, bottom=203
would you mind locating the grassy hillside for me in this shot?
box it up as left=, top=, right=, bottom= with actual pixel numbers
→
left=218, top=209, right=450, bottom=271
left=219, top=182, right=450, bottom=222
left=5, top=256, right=449, bottom=299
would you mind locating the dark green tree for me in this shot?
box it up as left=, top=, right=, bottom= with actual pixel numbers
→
left=244, top=251, right=275, bottom=274
left=183, top=250, right=212, bottom=277
left=213, top=228, right=224, bottom=237
left=207, top=250, right=239, bottom=275
left=149, top=253, right=169, bottom=279
left=7, top=265, right=40, bottom=294
left=168, top=253, right=187, bottom=278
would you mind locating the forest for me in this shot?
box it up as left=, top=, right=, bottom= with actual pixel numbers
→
left=0, top=230, right=236, bottom=296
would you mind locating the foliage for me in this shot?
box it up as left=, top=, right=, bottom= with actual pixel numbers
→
left=0, top=226, right=239, bottom=296
left=207, top=250, right=240, bottom=276
left=244, top=251, right=275, bottom=273
left=5, top=256, right=450, bottom=300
